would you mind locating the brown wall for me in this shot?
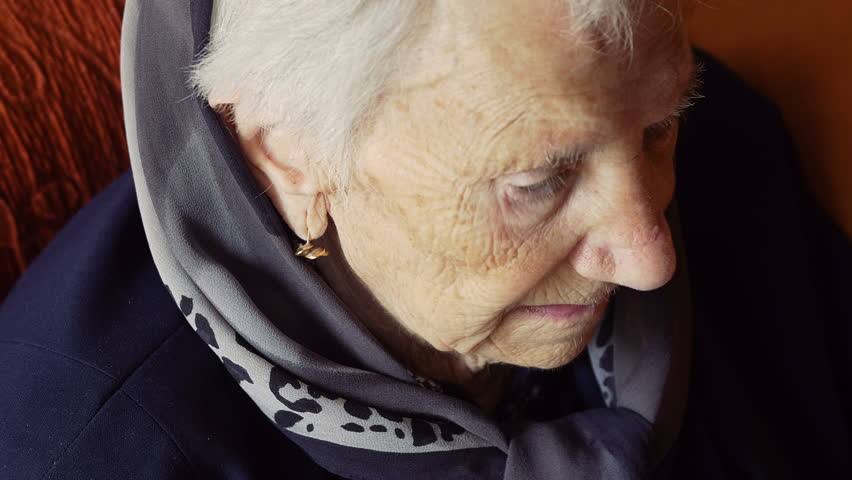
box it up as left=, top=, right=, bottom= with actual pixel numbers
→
left=687, top=0, right=852, bottom=238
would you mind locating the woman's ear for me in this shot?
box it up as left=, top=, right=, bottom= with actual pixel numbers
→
left=217, top=107, right=330, bottom=242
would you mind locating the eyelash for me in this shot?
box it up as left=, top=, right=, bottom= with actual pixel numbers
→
left=643, top=114, right=680, bottom=144
left=513, top=168, right=575, bottom=202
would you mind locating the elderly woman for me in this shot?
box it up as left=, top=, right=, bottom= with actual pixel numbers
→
left=2, top=0, right=850, bottom=478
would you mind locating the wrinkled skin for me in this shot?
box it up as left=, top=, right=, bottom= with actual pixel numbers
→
left=230, top=0, right=695, bottom=407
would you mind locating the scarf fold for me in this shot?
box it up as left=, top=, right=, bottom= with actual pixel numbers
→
left=121, top=1, right=693, bottom=478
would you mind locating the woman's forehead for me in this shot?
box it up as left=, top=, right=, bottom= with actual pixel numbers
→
left=395, top=0, right=690, bottom=110
left=377, top=0, right=690, bottom=178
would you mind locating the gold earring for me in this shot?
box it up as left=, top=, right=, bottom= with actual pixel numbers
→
left=295, top=236, right=329, bottom=260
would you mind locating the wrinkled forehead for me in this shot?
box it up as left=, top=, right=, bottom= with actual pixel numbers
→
left=377, top=0, right=691, bottom=176
left=396, top=0, right=689, bottom=98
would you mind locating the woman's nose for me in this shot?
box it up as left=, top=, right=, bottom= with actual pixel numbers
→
left=567, top=157, right=677, bottom=291
left=569, top=213, right=676, bottom=291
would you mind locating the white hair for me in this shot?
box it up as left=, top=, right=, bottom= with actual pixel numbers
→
left=190, top=0, right=654, bottom=188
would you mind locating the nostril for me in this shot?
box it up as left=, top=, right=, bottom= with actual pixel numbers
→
left=568, top=239, right=616, bottom=281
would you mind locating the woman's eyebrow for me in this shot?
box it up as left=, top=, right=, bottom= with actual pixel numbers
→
left=508, top=61, right=705, bottom=174
left=545, top=145, right=587, bottom=168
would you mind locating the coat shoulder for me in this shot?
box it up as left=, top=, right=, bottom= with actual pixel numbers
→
left=0, top=172, right=338, bottom=479
left=0, top=172, right=199, bottom=479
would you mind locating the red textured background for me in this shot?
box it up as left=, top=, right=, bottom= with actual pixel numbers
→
left=1, top=1, right=851, bottom=300
left=0, top=0, right=128, bottom=299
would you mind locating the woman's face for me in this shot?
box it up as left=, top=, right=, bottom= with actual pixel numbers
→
left=326, top=0, right=695, bottom=369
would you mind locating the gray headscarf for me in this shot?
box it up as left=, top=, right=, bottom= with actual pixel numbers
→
left=122, top=1, right=693, bottom=478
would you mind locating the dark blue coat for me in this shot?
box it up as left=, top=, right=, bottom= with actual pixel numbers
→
left=1, top=51, right=850, bottom=479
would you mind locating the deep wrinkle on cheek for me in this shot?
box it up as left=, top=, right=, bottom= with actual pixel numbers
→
left=490, top=197, right=571, bottom=273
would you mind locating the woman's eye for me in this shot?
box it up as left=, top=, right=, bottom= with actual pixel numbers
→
left=643, top=115, right=679, bottom=146
left=510, top=168, right=575, bottom=203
